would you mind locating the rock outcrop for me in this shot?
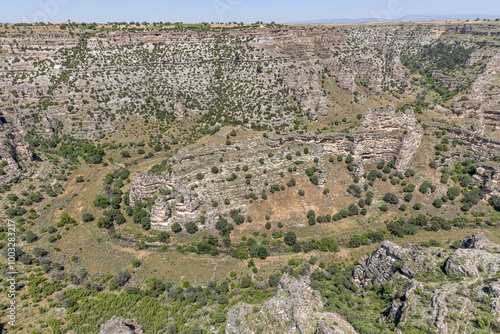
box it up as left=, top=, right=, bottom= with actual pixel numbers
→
left=99, top=316, right=143, bottom=334
left=129, top=172, right=172, bottom=206
left=225, top=275, right=358, bottom=334
left=444, top=232, right=500, bottom=277
left=351, top=241, right=411, bottom=287
left=361, top=105, right=416, bottom=131
left=356, top=233, right=500, bottom=334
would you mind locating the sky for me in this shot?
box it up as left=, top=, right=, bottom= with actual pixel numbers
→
left=1, top=0, right=499, bottom=23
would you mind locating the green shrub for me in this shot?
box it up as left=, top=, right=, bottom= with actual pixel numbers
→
left=171, top=223, right=182, bottom=233
left=185, top=222, right=198, bottom=234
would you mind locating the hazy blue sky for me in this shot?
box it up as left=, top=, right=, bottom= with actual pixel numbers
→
left=1, top=0, right=499, bottom=23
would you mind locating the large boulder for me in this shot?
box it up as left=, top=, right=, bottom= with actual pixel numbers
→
left=99, top=316, right=143, bottom=334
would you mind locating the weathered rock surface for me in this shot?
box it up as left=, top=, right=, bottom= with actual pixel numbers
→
left=357, top=233, right=500, bottom=334
left=352, top=241, right=411, bottom=287
left=99, top=316, right=143, bottom=334
left=444, top=232, right=500, bottom=277
left=225, top=275, right=358, bottom=334
left=129, top=172, right=172, bottom=206
left=361, top=105, right=416, bottom=131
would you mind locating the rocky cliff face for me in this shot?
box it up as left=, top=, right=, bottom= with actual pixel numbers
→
left=1, top=22, right=498, bottom=192
left=0, top=111, right=33, bottom=184
left=225, top=275, right=358, bottom=334
left=129, top=172, right=173, bottom=206
left=0, top=22, right=458, bottom=146
left=128, top=103, right=422, bottom=232
left=361, top=105, right=416, bottom=131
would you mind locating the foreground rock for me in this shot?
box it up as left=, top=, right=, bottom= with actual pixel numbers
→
left=353, top=232, right=500, bottom=333
left=444, top=232, right=500, bottom=277
left=225, top=275, right=358, bottom=334
left=99, top=316, right=143, bottom=334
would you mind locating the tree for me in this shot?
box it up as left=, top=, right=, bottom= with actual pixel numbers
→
left=307, top=210, right=316, bottom=225
left=240, top=276, right=252, bottom=288
left=112, top=270, right=131, bottom=288
left=347, top=235, right=363, bottom=248
left=93, top=195, right=109, bottom=208
left=171, top=222, right=182, bottom=233
left=33, top=247, right=48, bottom=258
left=58, top=213, right=76, bottom=227
left=383, top=192, right=399, bottom=205
left=25, top=231, right=38, bottom=243
left=234, top=214, right=245, bottom=225
left=256, top=246, right=268, bottom=259
left=348, top=204, right=359, bottom=215
left=215, top=217, right=233, bottom=236
left=347, top=185, right=362, bottom=198
left=489, top=195, right=500, bottom=211
left=158, top=231, right=170, bottom=243
left=141, top=216, right=151, bottom=230
left=284, top=232, right=297, bottom=246
left=120, top=150, right=131, bottom=158
left=461, top=188, right=484, bottom=211
left=185, top=222, right=198, bottom=234
left=405, top=169, right=415, bottom=177
left=97, top=216, right=113, bottom=229
left=269, top=274, right=281, bottom=287
left=447, top=186, right=461, bottom=200
left=419, top=181, right=435, bottom=194
left=433, top=198, right=444, bottom=208
left=82, top=213, right=94, bottom=222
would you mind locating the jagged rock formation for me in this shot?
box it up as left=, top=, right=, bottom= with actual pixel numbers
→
left=355, top=233, right=500, bottom=334
left=225, top=275, right=358, bottom=334
left=361, top=105, right=416, bottom=131
left=174, top=97, right=186, bottom=119
left=0, top=111, right=33, bottom=184
left=0, top=22, right=464, bottom=144
left=99, top=316, right=143, bottom=334
left=352, top=241, right=412, bottom=287
left=129, top=172, right=172, bottom=206
left=448, top=51, right=500, bottom=133
left=281, top=65, right=329, bottom=119
left=444, top=232, right=500, bottom=277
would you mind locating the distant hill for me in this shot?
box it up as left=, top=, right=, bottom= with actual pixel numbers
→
left=292, top=14, right=500, bottom=24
